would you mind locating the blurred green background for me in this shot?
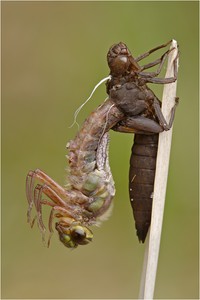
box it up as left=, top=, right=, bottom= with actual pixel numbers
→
left=2, top=1, right=198, bottom=299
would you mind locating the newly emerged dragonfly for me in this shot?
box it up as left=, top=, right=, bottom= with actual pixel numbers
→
left=26, top=41, right=178, bottom=248
left=26, top=102, right=125, bottom=248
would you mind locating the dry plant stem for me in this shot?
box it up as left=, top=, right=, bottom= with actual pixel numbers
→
left=138, top=40, right=179, bottom=299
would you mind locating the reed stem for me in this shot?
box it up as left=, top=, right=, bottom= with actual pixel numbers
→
left=138, top=39, right=179, bottom=299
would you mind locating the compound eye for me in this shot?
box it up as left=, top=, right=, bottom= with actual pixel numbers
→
left=55, top=223, right=93, bottom=248
left=108, top=55, right=130, bottom=76
left=71, top=226, right=86, bottom=242
left=71, top=225, right=93, bottom=245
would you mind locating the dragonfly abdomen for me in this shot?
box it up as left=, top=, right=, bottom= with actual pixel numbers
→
left=129, top=134, right=158, bottom=243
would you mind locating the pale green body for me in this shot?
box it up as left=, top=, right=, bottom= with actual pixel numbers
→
left=26, top=99, right=125, bottom=248
left=66, top=99, right=124, bottom=225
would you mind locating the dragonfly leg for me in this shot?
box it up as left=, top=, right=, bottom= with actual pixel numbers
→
left=113, top=96, right=179, bottom=134
left=112, top=116, right=164, bottom=134
left=138, top=48, right=174, bottom=78
left=26, top=169, right=85, bottom=233
left=141, top=48, right=179, bottom=84
left=135, top=40, right=172, bottom=62
left=153, top=97, right=179, bottom=130
left=32, top=183, right=77, bottom=241
left=26, top=169, right=67, bottom=225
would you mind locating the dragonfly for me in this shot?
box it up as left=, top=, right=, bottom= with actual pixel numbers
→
left=26, top=41, right=178, bottom=247
left=26, top=101, right=125, bottom=248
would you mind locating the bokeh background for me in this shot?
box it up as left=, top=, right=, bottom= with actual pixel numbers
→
left=2, top=1, right=198, bottom=299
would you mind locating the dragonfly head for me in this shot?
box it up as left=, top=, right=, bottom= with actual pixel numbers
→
left=55, top=222, right=93, bottom=248
left=107, top=42, right=131, bottom=76
left=107, top=42, right=140, bottom=77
